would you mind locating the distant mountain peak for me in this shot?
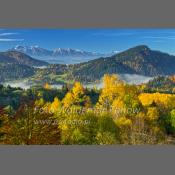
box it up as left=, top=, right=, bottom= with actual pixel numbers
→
left=8, top=45, right=112, bottom=64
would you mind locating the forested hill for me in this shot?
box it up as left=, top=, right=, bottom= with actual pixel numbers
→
left=1, top=45, right=175, bottom=84
left=0, top=51, right=49, bottom=82
left=0, top=51, right=48, bottom=67
left=68, top=45, right=175, bottom=82
left=0, top=63, right=35, bottom=82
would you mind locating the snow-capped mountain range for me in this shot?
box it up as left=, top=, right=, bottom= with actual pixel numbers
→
left=8, top=45, right=114, bottom=64
left=10, top=45, right=53, bottom=57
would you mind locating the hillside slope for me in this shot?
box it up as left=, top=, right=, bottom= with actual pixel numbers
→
left=0, top=51, right=48, bottom=67
left=68, top=45, right=175, bottom=82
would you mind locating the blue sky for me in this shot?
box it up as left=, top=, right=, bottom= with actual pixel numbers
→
left=0, top=29, right=175, bottom=54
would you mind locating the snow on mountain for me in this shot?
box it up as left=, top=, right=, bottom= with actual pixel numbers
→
left=12, top=45, right=52, bottom=57
left=10, top=46, right=105, bottom=57
left=52, top=48, right=97, bottom=57
left=9, top=45, right=114, bottom=64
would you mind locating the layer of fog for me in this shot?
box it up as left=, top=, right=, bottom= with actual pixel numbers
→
left=119, top=74, right=154, bottom=85
left=3, top=80, right=63, bottom=90
left=3, top=74, right=154, bottom=90
left=36, top=56, right=102, bottom=64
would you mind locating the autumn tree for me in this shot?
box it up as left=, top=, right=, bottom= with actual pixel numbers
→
left=112, top=84, right=141, bottom=118
left=115, top=116, right=132, bottom=144
left=35, top=98, right=45, bottom=107
left=95, top=114, right=119, bottom=145
left=62, top=82, right=91, bottom=107
left=3, top=103, right=61, bottom=145
left=139, top=92, right=175, bottom=109
left=59, top=112, right=98, bottom=144
left=146, top=107, right=159, bottom=122
left=98, top=74, right=124, bottom=109
left=0, top=107, right=10, bottom=143
left=50, top=97, right=61, bottom=113
left=44, top=83, right=51, bottom=90
left=130, top=111, right=165, bottom=144
left=166, top=109, right=175, bottom=134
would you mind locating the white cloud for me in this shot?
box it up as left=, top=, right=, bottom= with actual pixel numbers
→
left=0, top=39, right=24, bottom=42
left=113, top=50, right=120, bottom=53
left=0, top=32, right=24, bottom=42
left=0, top=32, right=19, bottom=36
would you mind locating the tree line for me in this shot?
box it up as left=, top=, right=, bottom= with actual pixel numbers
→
left=0, top=74, right=175, bottom=144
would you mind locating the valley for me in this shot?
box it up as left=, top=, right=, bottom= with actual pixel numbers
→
left=1, top=45, right=175, bottom=89
left=1, top=44, right=175, bottom=145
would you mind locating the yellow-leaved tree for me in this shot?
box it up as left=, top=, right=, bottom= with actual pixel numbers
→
left=98, top=74, right=124, bottom=109
left=62, top=82, right=91, bottom=107
left=139, top=92, right=175, bottom=109
left=44, top=83, right=51, bottom=90
left=146, top=107, right=159, bottom=121
left=50, top=97, right=61, bottom=113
